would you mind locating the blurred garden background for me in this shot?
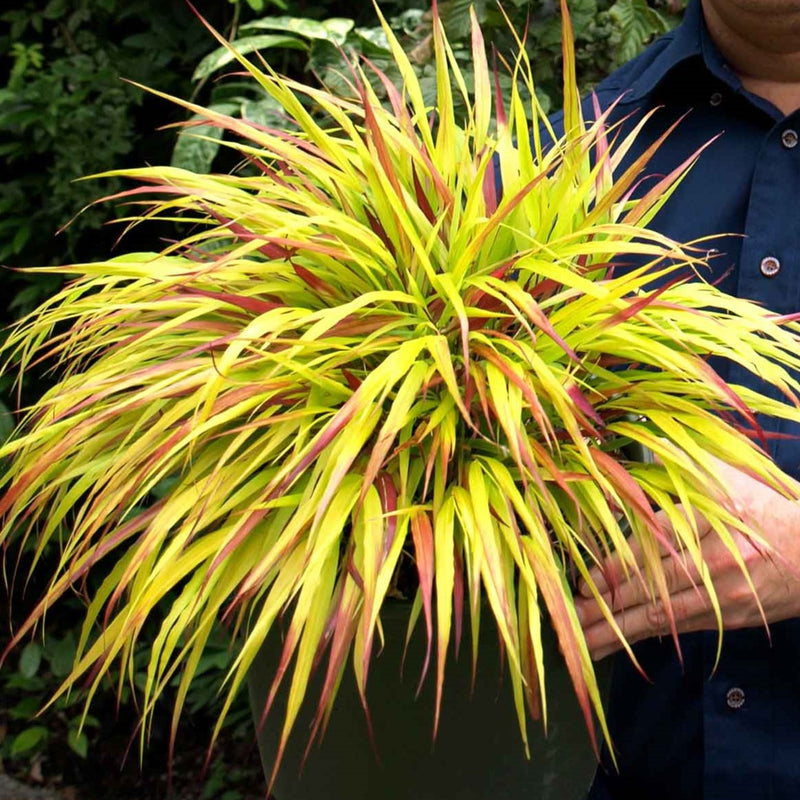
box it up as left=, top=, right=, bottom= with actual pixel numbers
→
left=0, top=0, right=683, bottom=796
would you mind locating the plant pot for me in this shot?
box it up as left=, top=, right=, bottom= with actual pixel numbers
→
left=248, top=602, right=613, bottom=800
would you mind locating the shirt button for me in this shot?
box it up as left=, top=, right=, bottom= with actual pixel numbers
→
left=760, top=256, right=781, bottom=277
left=710, top=92, right=723, bottom=106
left=726, top=686, right=746, bottom=709
left=782, top=128, right=799, bottom=148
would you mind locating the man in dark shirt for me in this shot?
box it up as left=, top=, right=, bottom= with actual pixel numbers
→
left=564, top=0, right=800, bottom=797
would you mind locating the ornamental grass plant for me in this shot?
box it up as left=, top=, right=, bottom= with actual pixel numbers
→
left=3, top=0, right=800, bottom=782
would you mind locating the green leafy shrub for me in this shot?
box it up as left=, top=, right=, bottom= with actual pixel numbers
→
left=1, top=633, right=98, bottom=763
left=171, top=0, right=684, bottom=173
left=0, top=0, right=237, bottom=320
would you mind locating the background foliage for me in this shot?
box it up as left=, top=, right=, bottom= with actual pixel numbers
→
left=0, top=0, right=684, bottom=794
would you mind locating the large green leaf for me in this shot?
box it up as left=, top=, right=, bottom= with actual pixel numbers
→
left=192, top=34, right=307, bottom=81
left=240, top=16, right=355, bottom=45
left=609, top=0, right=671, bottom=63
left=171, top=102, right=240, bottom=172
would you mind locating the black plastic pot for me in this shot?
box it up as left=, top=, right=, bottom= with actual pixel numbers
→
left=248, top=603, right=612, bottom=800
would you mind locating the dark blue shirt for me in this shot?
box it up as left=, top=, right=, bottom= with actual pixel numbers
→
left=565, top=2, right=800, bottom=798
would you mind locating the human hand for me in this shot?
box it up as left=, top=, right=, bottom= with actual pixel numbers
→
left=575, top=455, right=800, bottom=660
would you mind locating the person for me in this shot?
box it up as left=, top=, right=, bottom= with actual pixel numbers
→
left=561, top=0, right=800, bottom=797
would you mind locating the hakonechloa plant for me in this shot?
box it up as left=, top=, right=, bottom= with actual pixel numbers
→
left=3, top=0, right=800, bottom=779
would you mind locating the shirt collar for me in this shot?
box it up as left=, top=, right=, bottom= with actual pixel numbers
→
left=624, top=0, right=737, bottom=102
